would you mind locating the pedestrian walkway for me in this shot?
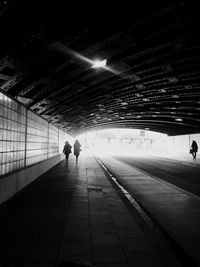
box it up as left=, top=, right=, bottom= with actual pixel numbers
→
left=0, top=153, right=179, bottom=267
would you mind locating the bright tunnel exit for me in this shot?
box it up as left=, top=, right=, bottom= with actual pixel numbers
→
left=75, top=128, right=173, bottom=157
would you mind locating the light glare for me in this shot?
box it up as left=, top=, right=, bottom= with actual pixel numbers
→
left=92, top=59, right=107, bottom=68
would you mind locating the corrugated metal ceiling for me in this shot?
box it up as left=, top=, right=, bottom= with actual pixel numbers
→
left=0, top=0, right=200, bottom=135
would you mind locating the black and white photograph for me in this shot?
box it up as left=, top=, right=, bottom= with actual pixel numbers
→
left=0, top=0, right=200, bottom=266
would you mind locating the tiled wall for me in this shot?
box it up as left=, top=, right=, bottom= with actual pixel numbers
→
left=59, top=130, right=66, bottom=154
left=0, top=91, right=71, bottom=177
left=26, top=111, right=49, bottom=166
left=48, top=123, right=59, bottom=158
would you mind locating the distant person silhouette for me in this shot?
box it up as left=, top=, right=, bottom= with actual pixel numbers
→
left=63, top=141, right=72, bottom=160
left=191, top=140, right=198, bottom=159
left=73, top=139, right=81, bottom=161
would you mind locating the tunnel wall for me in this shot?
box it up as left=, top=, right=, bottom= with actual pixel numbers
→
left=0, top=90, right=71, bottom=204
left=0, top=154, right=64, bottom=204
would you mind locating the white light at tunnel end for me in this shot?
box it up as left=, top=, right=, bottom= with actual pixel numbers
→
left=75, top=128, right=176, bottom=158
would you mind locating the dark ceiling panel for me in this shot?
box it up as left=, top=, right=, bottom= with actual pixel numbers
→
left=0, top=0, right=200, bottom=136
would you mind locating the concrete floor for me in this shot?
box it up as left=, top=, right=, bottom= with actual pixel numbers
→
left=0, top=154, right=181, bottom=267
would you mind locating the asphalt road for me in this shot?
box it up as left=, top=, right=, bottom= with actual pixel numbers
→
left=114, top=155, right=200, bottom=196
left=97, top=155, right=200, bottom=266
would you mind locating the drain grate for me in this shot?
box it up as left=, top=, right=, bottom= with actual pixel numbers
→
left=87, top=186, right=102, bottom=192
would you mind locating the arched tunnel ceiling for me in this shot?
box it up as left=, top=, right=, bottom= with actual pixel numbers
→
left=0, top=0, right=200, bottom=136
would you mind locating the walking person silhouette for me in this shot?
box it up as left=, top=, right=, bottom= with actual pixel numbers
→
left=63, top=141, right=72, bottom=160
left=73, top=139, right=81, bottom=162
left=191, top=140, right=198, bottom=159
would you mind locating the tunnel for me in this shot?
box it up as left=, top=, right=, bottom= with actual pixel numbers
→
left=1, top=0, right=200, bottom=266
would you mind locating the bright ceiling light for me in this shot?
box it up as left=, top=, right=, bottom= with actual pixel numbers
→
left=92, top=59, right=107, bottom=68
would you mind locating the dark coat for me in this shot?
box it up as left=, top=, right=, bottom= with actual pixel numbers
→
left=73, top=141, right=81, bottom=156
left=191, top=141, right=198, bottom=152
left=63, top=143, right=72, bottom=155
